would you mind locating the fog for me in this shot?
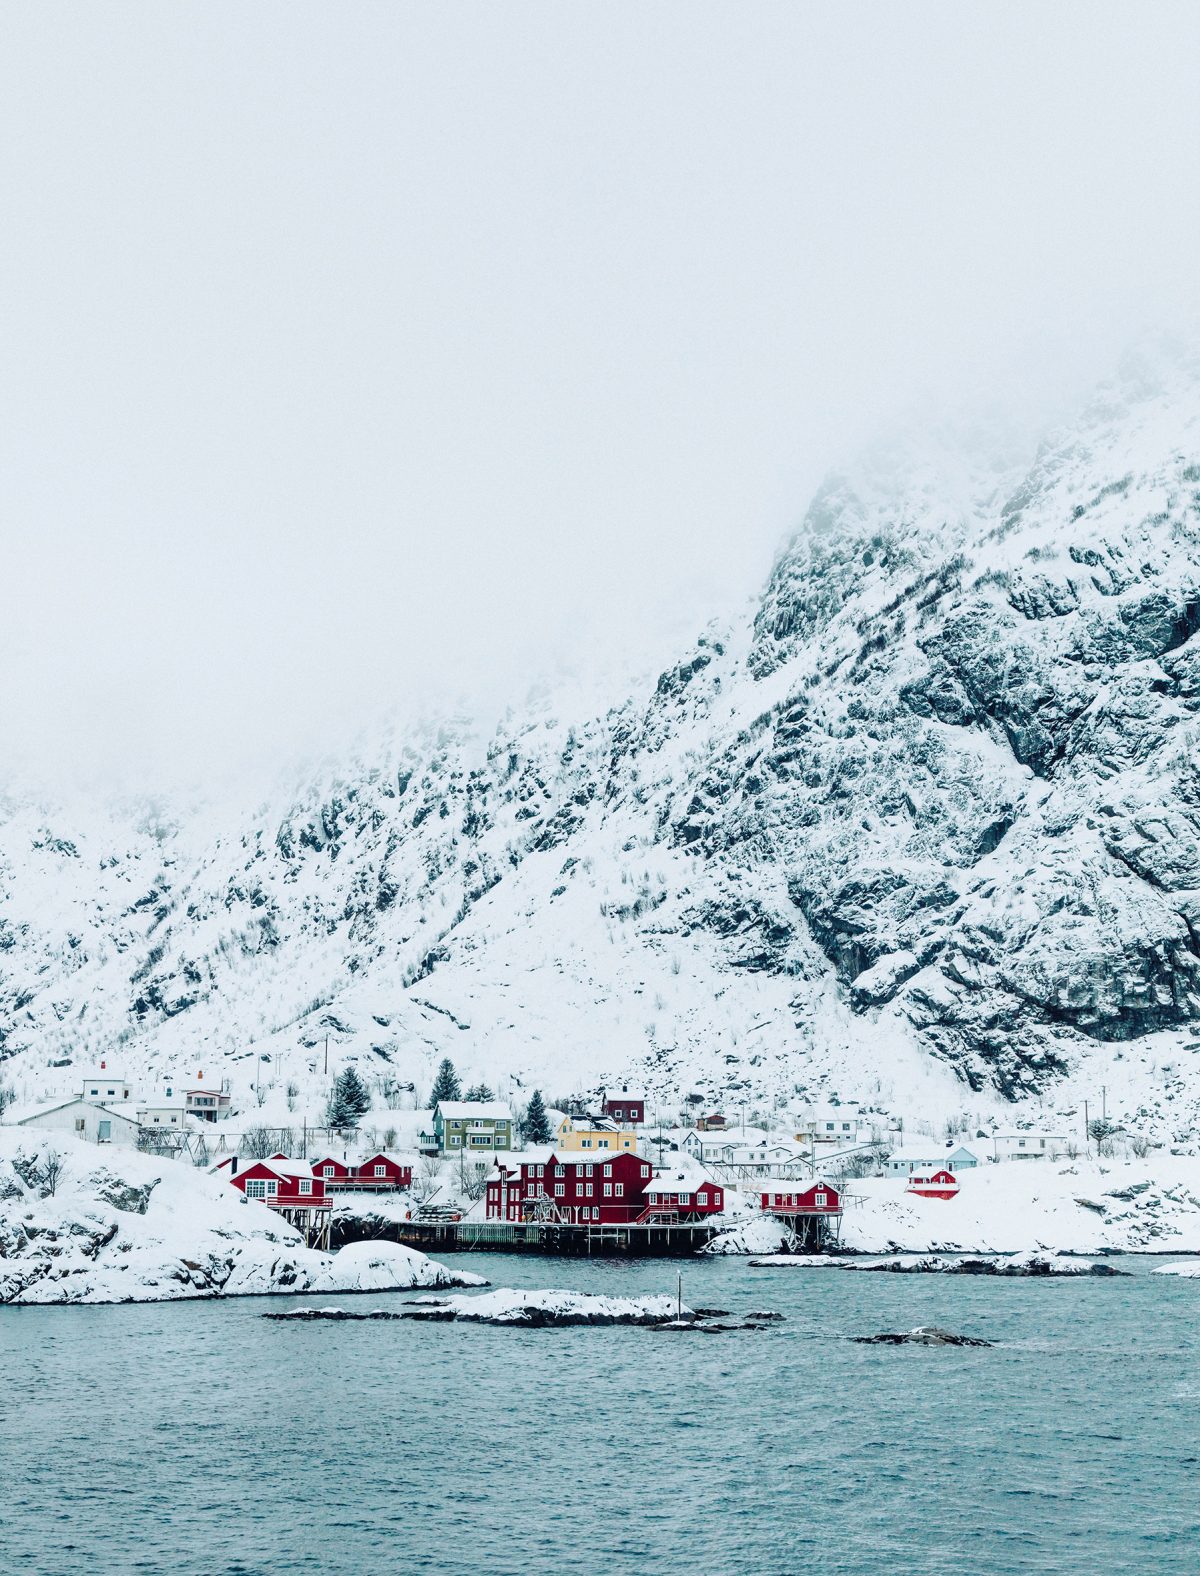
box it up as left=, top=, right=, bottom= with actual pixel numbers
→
left=2, top=4, right=1198, bottom=792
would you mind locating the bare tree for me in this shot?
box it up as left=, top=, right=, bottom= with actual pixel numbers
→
left=0, top=1085, right=15, bottom=1118
left=240, top=1127, right=277, bottom=1160
left=413, top=1154, right=444, bottom=1205
left=39, top=1150, right=67, bottom=1197
left=457, top=1149, right=489, bottom=1202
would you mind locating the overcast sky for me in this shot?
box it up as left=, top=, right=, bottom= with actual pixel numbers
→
left=2, top=4, right=1198, bottom=791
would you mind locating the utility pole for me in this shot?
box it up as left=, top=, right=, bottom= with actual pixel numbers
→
left=324, top=1033, right=329, bottom=1077
left=1084, top=1099, right=1090, bottom=1158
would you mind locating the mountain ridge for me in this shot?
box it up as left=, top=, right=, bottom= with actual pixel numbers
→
left=5, top=349, right=1200, bottom=1142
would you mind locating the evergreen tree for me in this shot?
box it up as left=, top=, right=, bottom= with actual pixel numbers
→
left=325, top=1086, right=358, bottom=1130
left=464, top=1082, right=494, bottom=1102
left=524, top=1088, right=551, bottom=1145
left=430, top=1058, right=461, bottom=1107
left=339, top=1065, right=372, bottom=1116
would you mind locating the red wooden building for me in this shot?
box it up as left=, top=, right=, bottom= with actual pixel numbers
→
left=225, top=1156, right=331, bottom=1246
left=760, top=1180, right=843, bottom=1217
left=905, top=1167, right=959, bottom=1200
left=486, top=1150, right=654, bottom=1224
left=639, top=1169, right=723, bottom=1222
left=310, top=1153, right=413, bottom=1192
left=601, top=1089, right=646, bottom=1125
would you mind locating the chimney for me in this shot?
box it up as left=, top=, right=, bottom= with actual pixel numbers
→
left=100, top=1059, right=106, bottom=1071
left=231, top=1156, right=238, bottom=1175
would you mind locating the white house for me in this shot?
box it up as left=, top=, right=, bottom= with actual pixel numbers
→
left=13, top=1098, right=142, bottom=1148
left=798, top=1107, right=869, bottom=1146
left=79, top=1065, right=133, bottom=1105
left=991, top=1132, right=1069, bottom=1161
left=885, top=1142, right=986, bottom=1176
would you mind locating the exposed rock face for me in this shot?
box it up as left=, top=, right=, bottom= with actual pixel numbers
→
left=3, top=348, right=1200, bottom=1126
left=853, top=1326, right=993, bottom=1347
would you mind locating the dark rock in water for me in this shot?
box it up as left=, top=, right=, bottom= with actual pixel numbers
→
left=854, top=1326, right=993, bottom=1348
left=744, top=1309, right=785, bottom=1321
left=263, top=1307, right=404, bottom=1321
left=692, top=1306, right=731, bottom=1317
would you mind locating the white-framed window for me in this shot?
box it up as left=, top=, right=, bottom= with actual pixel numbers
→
left=374, top=1164, right=386, bottom=1175
left=585, top=1183, right=593, bottom=1196
left=815, top=1192, right=827, bottom=1206
left=300, top=1179, right=312, bottom=1195
left=584, top=1165, right=593, bottom=1176
left=1018, top=1139, right=1026, bottom=1148
left=554, top=1184, right=565, bottom=1197
left=265, top=1179, right=278, bottom=1196
left=246, top=1180, right=267, bottom=1199
left=324, top=1165, right=334, bottom=1176
left=603, top=1183, right=612, bottom=1196
left=75, top=1119, right=86, bottom=1131
left=641, top=1164, right=650, bottom=1177
left=603, top=1164, right=612, bottom=1177
left=615, top=1183, right=623, bottom=1196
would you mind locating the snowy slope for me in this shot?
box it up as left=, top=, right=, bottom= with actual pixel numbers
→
left=4, top=345, right=1200, bottom=1144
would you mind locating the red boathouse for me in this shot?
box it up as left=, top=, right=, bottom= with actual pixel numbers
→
left=905, top=1168, right=959, bottom=1200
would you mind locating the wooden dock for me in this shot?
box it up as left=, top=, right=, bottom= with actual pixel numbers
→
left=331, top=1216, right=724, bottom=1256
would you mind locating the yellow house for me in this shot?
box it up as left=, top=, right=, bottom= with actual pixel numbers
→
left=555, top=1115, right=638, bottom=1154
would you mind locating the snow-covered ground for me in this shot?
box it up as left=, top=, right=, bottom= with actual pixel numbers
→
left=402, top=1288, right=690, bottom=1325
left=0, top=1132, right=483, bottom=1305
left=840, top=1157, right=1200, bottom=1254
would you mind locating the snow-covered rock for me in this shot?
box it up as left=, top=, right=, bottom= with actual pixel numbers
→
left=5, top=346, right=1200, bottom=1141
left=0, top=1133, right=482, bottom=1305
left=402, top=1288, right=690, bottom=1326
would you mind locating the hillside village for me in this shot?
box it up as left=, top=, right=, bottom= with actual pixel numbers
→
left=3, top=1052, right=1182, bottom=1257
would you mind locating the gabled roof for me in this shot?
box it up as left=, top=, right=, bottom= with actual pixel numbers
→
left=435, top=1101, right=511, bottom=1121
left=646, top=1166, right=718, bottom=1195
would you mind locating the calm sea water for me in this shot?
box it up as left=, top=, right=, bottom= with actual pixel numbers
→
left=1, top=1254, right=1197, bottom=1576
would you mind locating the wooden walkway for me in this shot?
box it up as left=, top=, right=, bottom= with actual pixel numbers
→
left=332, top=1216, right=724, bottom=1257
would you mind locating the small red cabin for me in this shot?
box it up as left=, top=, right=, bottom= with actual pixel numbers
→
left=310, top=1153, right=412, bottom=1191
left=905, top=1168, right=959, bottom=1200
left=639, top=1172, right=724, bottom=1221
left=228, top=1158, right=329, bottom=1208
left=601, top=1090, right=645, bottom=1125
left=760, top=1181, right=842, bottom=1216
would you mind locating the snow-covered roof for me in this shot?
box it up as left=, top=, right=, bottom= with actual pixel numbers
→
left=646, top=1167, right=718, bottom=1195
left=436, top=1102, right=511, bottom=1121
left=11, top=1098, right=140, bottom=1126
left=886, top=1145, right=959, bottom=1163
left=249, top=1157, right=316, bottom=1180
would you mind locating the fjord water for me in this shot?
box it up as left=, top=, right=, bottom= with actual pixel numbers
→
left=1, top=1256, right=1196, bottom=1576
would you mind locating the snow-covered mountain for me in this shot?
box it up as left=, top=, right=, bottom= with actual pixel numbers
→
left=6, top=346, right=1200, bottom=1141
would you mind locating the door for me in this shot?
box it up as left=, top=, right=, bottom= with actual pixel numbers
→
left=97, top=1120, right=111, bottom=1142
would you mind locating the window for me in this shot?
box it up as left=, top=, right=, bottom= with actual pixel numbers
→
left=603, top=1164, right=612, bottom=1177
left=300, top=1180, right=312, bottom=1195
left=449, top=1135, right=461, bottom=1146
left=815, top=1192, right=827, bottom=1207
left=374, top=1164, right=386, bottom=1175
left=75, top=1119, right=86, bottom=1132
left=603, top=1183, right=612, bottom=1196
left=584, top=1165, right=593, bottom=1176
left=582, top=1139, right=592, bottom=1149
left=1018, top=1139, right=1027, bottom=1148
left=585, top=1183, right=593, bottom=1197
left=246, top=1180, right=267, bottom=1199
left=641, top=1164, right=650, bottom=1177
left=554, top=1184, right=565, bottom=1197
left=265, top=1180, right=278, bottom=1196
left=324, top=1165, right=334, bottom=1176
left=89, top=1088, right=98, bottom=1097
left=825, top=1122, right=834, bottom=1131
left=615, top=1184, right=623, bottom=1196
left=598, top=1140, right=609, bottom=1149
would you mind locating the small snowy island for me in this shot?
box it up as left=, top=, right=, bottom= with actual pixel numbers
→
left=0, top=1133, right=484, bottom=1305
